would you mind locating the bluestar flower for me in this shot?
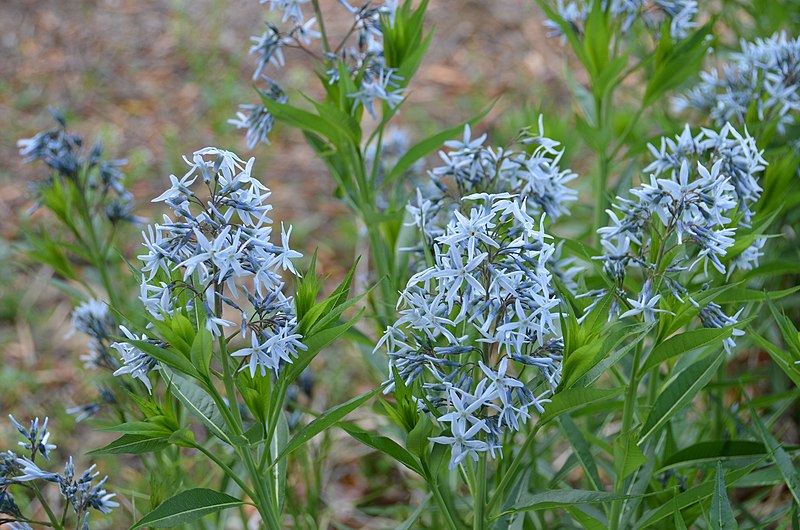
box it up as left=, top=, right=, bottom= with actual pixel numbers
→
left=347, top=67, right=404, bottom=119
left=236, top=0, right=401, bottom=146
left=18, top=112, right=137, bottom=223
left=128, top=148, right=306, bottom=379
left=111, top=326, right=160, bottom=393
left=229, top=80, right=287, bottom=149
left=261, top=0, right=311, bottom=24
left=405, top=120, right=578, bottom=286
left=675, top=32, right=800, bottom=134
left=591, top=123, right=765, bottom=351
left=429, top=419, right=490, bottom=470
left=727, top=237, right=767, bottom=278
left=8, top=416, right=56, bottom=463
left=377, top=194, right=563, bottom=469
left=644, top=124, right=766, bottom=222
left=68, top=299, right=120, bottom=370
left=12, top=457, right=59, bottom=483
left=58, top=458, right=119, bottom=521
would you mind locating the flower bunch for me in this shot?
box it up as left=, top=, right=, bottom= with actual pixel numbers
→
left=591, top=123, right=766, bottom=348
left=405, top=122, right=579, bottom=290
left=231, top=0, right=402, bottom=147
left=114, top=147, right=305, bottom=391
left=674, top=32, right=800, bottom=134
left=407, top=121, right=578, bottom=247
left=0, top=417, right=117, bottom=529
left=376, top=193, right=563, bottom=469
left=17, top=112, right=139, bottom=225
left=69, top=299, right=118, bottom=370
left=545, top=0, right=698, bottom=40
left=645, top=123, right=767, bottom=222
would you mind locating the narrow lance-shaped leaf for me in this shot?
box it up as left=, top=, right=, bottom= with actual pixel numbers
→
left=709, top=462, right=738, bottom=530
left=272, top=389, right=378, bottom=465
left=383, top=100, right=496, bottom=187
left=339, top=421, right=423, bottom=475
left=639, top=350, right=724, bottom=443
left=539, top=387, right=624, bottom=425
left=87, top=434, right=171, bottom=456
left=129, top=488, right=245, bottom=529
left=500, top=490, right=634, bottom=517
left=642, top=327, right=733, bottom=373
left=746, top=397, right=800, bottom=505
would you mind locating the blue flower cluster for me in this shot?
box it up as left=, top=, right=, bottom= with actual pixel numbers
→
left=675, top=32, right=800, bottom=134
left=407, top=121, right=578, bottom=244
left=591, top=123, right=766, bottom=350
left=405, top=121, right=580, bottom=287
left=232, top=0, right=402, bottom=147
left=17, top=112, right=140, bottom=224
left=376, top=194, right=563, bottom=469
left=546, top=0, right=698, bottom=40
left=114, top=148, right=305, bottom=386
left=1, top=416, right=117, bottom=528
left=69, top=299, right=118, bottom=370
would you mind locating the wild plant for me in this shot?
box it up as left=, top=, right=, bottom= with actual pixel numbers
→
left=0, top=416, right=117, bottom=530
left=7, top=1, right=800, bottom=529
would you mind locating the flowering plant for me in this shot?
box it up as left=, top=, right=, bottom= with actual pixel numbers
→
left=7, top=1, right=800, bottom=529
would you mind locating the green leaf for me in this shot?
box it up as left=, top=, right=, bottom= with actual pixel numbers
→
left=560, top=416, right=602, bottom=491
left=746, top=398, right=800, bottom=505
left=189, top=328, right=213, bottom=379
left=383, top=101, right=495, bottom=186
left=709, top=462, right=738, bottom=530
left=566, top=507, right=609, bottom=530
left=633, top=462, right=758, bottom=529
left=642, top=327, right=733, bottom=373
left=582, top=0, right=611, bottom=79
left=500, top=490, right=632, bottom=516
left=271, top=411, right=289, bottom=514
left=639, top=349, right=724, bottom=443
left=562, top=321, right=650, bottom=389
left=748, top=330, right=800, bottom=387
left=615, top=432, right=648, bottom=481
left=274, top=389, right=378, bottom=463
left=339, top=421, right=423, bottom=475
left=129, top=488, right=245, bottom=529
left=284, top=309, right=364, bottom=384
left=644, top=23, right=713, bottom=106
left=539, top=388, right=624, bottom=425
left=406, top=414, right=434, bottom=458
left=661, top=441, right=769, bottom=470
left=99, top=421, right=175, bottom=438
left=714, top=285, right=800, bottom=305
left=127, top=339, right=198, bottom=379
left=87, top=433, right=170, bottom=455
left=163, top=369, right=231, bottom=444
left=261, top=97, right=345, bottom=147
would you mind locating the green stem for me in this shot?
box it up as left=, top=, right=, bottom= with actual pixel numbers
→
left=473, top=456, right=487, bottom=530
left=31, top=483, right=63, bottom=530
left=310, top=0, right=331, bottom=54
left=610, top=343, right=642, bottom=530
left=365, top=220, right=396, bottom=328
left=243, top=450, right=282, bottom=530
left=422, top=461, right=461, bottom=530
left=192, top=442, right=255, bottom=498
left=486, top=423, right=540, bottom=514
left=593, top=153, right=611, bottom=247
left=75, top=183, right=122, bottom=311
